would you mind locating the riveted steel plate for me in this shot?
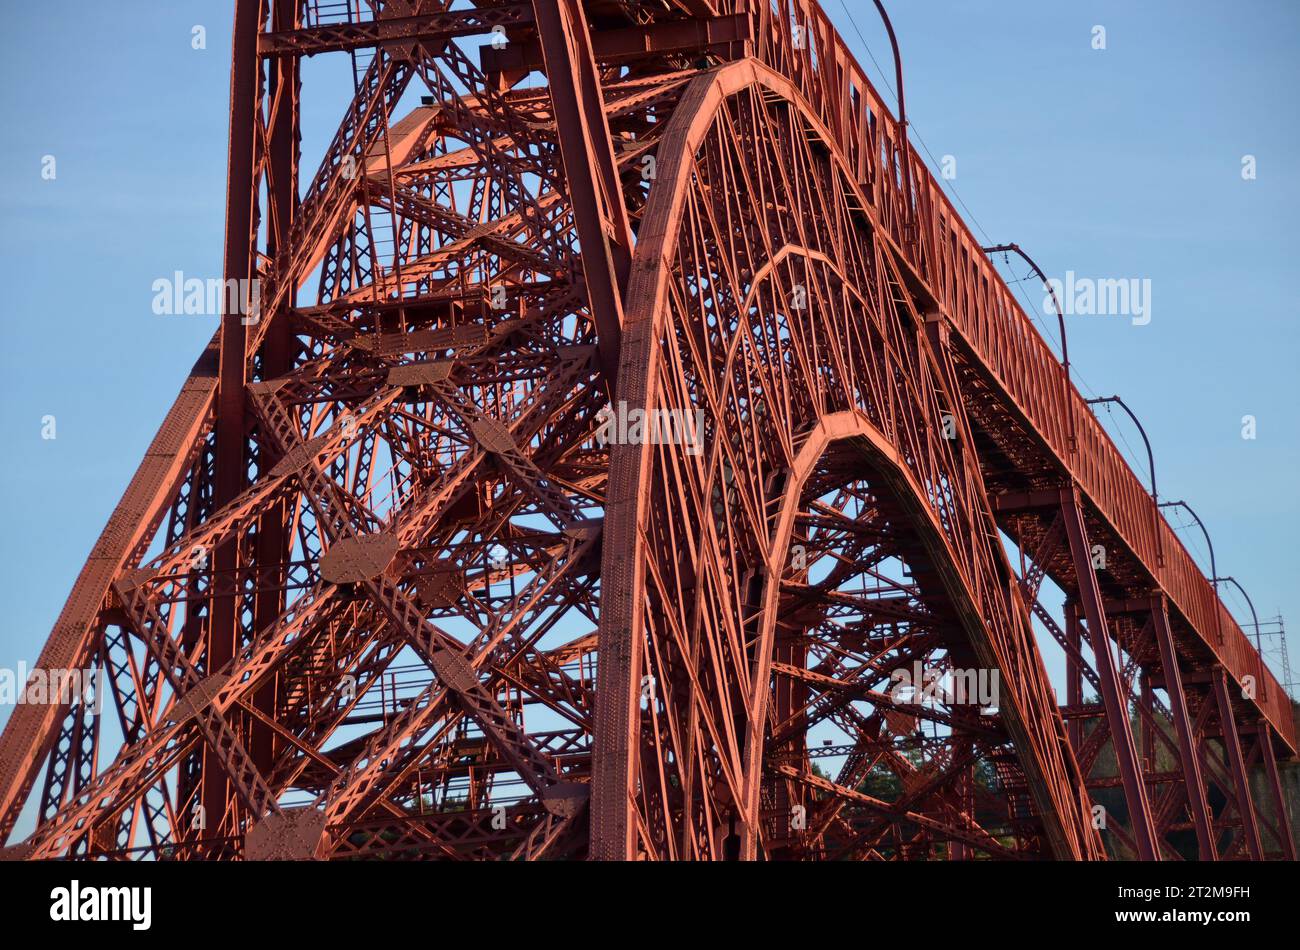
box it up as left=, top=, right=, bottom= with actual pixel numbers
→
left=430, top=649, right=477, bottom=693
left=468, top=416, right=514, bottom=454
left=386, top=361, right=453, bottom=387
left=414, top=571, right=464, bottom=608
left=244, top=807, right=327, bottom=861
left=319, top=533, right=400, bottom=584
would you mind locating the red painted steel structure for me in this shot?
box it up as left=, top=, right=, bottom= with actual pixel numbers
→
left=0, top=0, right=1292, bottom=861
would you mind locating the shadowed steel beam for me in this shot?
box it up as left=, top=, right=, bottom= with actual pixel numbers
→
left=204, top=0, right=264, bottom=844
left=0, top=0, right=1288, bottom=863
left=532, top=0, right=634, bottom=385
left=480, top=14, right=751, bottom=72
left=1258, top=726, right=1297, bottom=859
left=1060, top=488, right=1159, bottom=859
left=1151, top=598, right=1217, bottom=860
left=258, top=5, right=533, bottom=57
left=1212, top=668, right=1264, bottom=860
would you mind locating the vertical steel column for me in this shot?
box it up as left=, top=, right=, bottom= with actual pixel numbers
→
left=1151, top=599, right=1217, bottom=859
left=204, top=0, right=264, bottom=842
left=1139, top=673, right=1154, bottom=770
left=765, top=626, right=807, bottom=860
left=1065, top=605, right=1083, bottom=751
left=543, top=0, right=641, bottom=864
left=1258, top=726, right=1296, bottom=859
left=949, top=756, right=973, bottom=861
left=532, top=0, right=634, bottom=384
left=248, top=0, right=300, bottom=774
left=1212, top=668, right=1264, bottom=860
left=1060, top=489, right=1159, bottom=859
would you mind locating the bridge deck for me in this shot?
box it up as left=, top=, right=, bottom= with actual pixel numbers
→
left=751, top=0, right=1293, bottom=750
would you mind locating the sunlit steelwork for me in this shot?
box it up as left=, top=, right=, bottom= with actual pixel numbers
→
left=0, top=0, right=1291, bottom=862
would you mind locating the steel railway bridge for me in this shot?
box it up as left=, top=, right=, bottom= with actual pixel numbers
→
left=0, top=0, right=1293, bottom=861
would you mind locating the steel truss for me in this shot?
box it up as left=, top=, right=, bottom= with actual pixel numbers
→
left=0, top=0, right=1291, bottom=861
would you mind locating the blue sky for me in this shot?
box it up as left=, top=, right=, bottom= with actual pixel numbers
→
left=0, top=0, right=1296, bottom=726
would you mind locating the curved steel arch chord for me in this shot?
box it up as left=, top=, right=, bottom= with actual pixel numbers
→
left=2, top=0, right=1286, bottom=863
left=592, top=67, right=1101, bottom=861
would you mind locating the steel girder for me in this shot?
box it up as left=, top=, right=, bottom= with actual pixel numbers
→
left=0, top=0, right=1290, bottom=862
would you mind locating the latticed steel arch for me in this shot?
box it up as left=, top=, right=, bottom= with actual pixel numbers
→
left=0, top=0, right=1292, bottom=862
left=594, top=62, right=1098, bottom=859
